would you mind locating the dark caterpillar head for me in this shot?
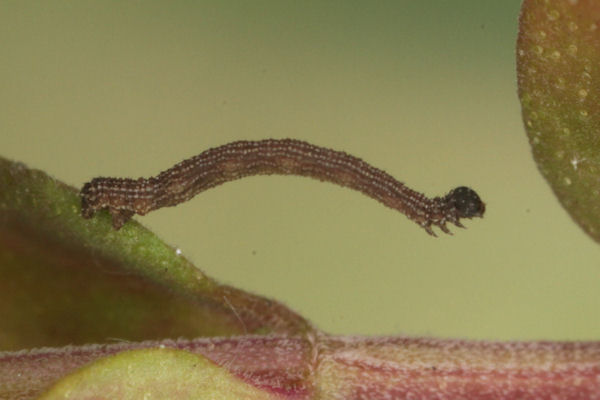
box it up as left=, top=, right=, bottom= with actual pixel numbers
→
left=445, top=186, right=485, bottom=218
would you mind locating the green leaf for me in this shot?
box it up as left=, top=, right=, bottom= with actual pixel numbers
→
left=38, top=348, right=277, bottom=399
left=0, top=156, right=312, bottom=350
left=517, top=0, right=600, bottom=242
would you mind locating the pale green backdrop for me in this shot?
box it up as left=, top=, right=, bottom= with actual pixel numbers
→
left=2, top=1, right=599, bottom=340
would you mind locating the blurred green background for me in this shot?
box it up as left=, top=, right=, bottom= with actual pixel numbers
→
left=2, top=1, right=599, bottom=341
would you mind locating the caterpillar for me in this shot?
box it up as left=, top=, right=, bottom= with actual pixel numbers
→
left=80, top=139, right=485, bottom=235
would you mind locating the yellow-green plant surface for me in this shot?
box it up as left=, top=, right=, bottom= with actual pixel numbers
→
left=518, top=0, right=600, bottom=242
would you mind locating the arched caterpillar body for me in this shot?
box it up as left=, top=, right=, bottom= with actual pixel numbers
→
left=80, top=139, right=485, bottom=235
